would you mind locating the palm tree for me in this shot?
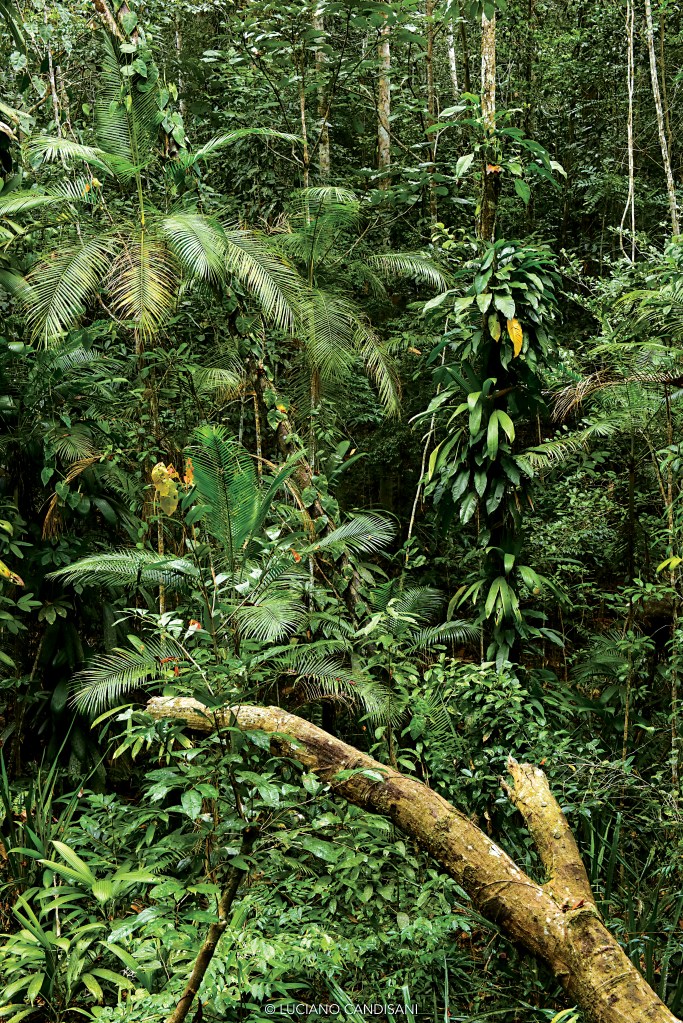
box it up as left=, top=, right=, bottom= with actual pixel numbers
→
left=22, top=36, right=301, bottom=350
left=49, top=426, right=396, bottom=720
left=269, top=185, right=450, bottom=464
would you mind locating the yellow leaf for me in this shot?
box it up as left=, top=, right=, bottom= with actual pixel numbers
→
left=506, top=317, right=523, bottom=357
left=0, top=560, right=24, bottom=586
left=160, top=493, right=179, bottom=515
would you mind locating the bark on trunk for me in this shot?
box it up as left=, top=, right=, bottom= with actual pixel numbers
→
left=425, top=0, right=438, bottom=224
left=644, top=0, right=679, bottom=236
left=91, top=0, right=124, bottom=40
left=478, top=10, right=498, bottom=242
left=446, top=24, right=459, bottom=100
left=147, top=696, right=682, bottom=1023
left=313, top=13, right=330, bottom=179
left=377, top=20, right=391, bottom=189
left=620, top=0, right=636, bottom=261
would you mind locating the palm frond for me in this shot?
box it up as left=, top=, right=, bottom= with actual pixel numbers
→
left=0, top=190, right=76, bottom=216
left=191, top=426, right=301, bottom=567
left=24, top=236, right=118, bottom=343
left=26, top=137, right=116, bottom=177
left=223, top=228, right=301, bottom=332
left=96, top=35, right=159, bottom=168
left=297, top=290, right=400, bottom=412
left=288, top=186, right=360, bottom=227
left=160, top=213, right=228, bottom=285
left=107, top=231, right=177, bottom=335
left=405, top=620, right=479, bottom=653
left=233, top=597, right=308, bottom=642
left=71, top=636, right=186, bottom=714
left=307, top=512, right=395, bottom=555
left=188, top=128, right=300, bottom=165
left=270, top=647, right=390, bottom=722
left=369, top=252, right=451, bottom=290
left=48, top=550, right=200, bottom=589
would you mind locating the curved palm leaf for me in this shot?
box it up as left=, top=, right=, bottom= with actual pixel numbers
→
left=369, top=251, right=451, bottom=290
left=107, top=231, right=177, bottom=335
left=48, top=550, right=200, bottom=589
left=24, top=236, right=118, bottom=343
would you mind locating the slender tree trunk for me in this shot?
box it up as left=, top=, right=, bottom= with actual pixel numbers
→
left=91, top=0, right=123, bottom=40
left=659, top=12, right=673, bottom=167
left=425, top=0, right=438, bottom=223
left=298, top=45, right=310, bottom=188
left=620, top=0, right=636, bottom=261
left=313, top=14, right=330, bottom=179
left=377, top=19, right=391, bottom=189
left=175, top=15, right=186, bottom=118
left=166, top=830, right=256, bottom=1023
left=665, top=386, right=680, bottom=803
left=46, top=46, right=61, bottom=138
left=478, top=9, right=498, bottom=241
left=455, top=0, right=471, bottom=94
left=446, top=24, right=459, bottom=99
left=644, top=0, right=679, bottom=236
left=148, top=697, right=683, bottom=1023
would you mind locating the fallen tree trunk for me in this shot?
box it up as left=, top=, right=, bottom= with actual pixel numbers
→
left=147, top=697, right=680, bottom=1023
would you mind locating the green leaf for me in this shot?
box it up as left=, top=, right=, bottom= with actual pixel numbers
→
left=81, top=973, right=104, bottom=1003
left=27, top=974, right=44, bottom=1004
left=92, top=879, right=114, bottom=903
left=496, top=410, right=515, bottom=443
left=50, top=841, right=96, bottom=885
left=488, top=313, right=501, bottom=341
left=181, top=790, right=203, bottom=819
left=493, top=293, right=516, bottom=319
left=454, top=153, right=474, bottom=177
left=514, top=179, right=531, bottom=204
left=300, top=836, right=341, bottom=862
left=460, top=492, right=478, bottom=524
left=487, top=411, right=499, bottom=460
left=476, top=292, right=492, bottom=313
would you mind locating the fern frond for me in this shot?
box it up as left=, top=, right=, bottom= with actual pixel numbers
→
left=233, top=597, right=308, bottom=642
left=405, top=620, right=479, bottom=653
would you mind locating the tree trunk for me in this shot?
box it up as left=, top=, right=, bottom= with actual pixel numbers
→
left=644, top=0, right=679, bottom=236
left=455, top=0, right=471, bottom=94
left=425, top=0, right=438, bottom=223
left=298, top=47, right=310, bottom=189
left=148, top=697, right=682, bottom=1023
left=166, top=829, right=256, bottom=1023
left=620, top=0, right=636, bottom=261
left=377, top=20, right=391, bottom=189
left=446, top=24, right=459, bottom=99
left=478, top=9, right=498, bottom=241
left=313, top=14, right=330, bottom=179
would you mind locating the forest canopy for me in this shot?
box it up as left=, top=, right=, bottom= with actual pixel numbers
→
left=1, top=0, right=683, bottom=1021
